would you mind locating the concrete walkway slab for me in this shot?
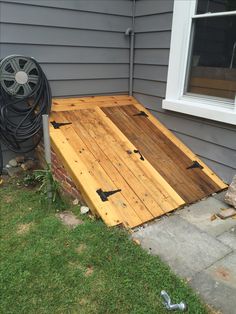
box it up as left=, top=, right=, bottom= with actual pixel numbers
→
left=217, top=227, right=236, bottom=250
left=191, top=252, right=236, bottom=314
left=179, top=195, right=236, bottom=237
left=191, top=269, right=236, bottom=314
left=206, top=252, right=236, bottom=289
left=133, top=216, right=231, bottom=278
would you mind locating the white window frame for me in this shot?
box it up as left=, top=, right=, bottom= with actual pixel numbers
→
left=162, top=0, right=236, bottom=125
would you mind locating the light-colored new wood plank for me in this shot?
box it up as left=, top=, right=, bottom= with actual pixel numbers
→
left=52, top=95, right=133, bottom=105
left=52, top=99, right=134, bottom=112
left=56, top=111, right=144, bottom=228
left=132, top=100, right=228, bottom=190
left=71, top=110, right=161, bottom=220
left=50, top=125, right=122, bottom=227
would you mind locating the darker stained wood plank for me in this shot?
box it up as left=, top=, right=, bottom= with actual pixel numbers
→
left=102, top=105, right=221, bottom=203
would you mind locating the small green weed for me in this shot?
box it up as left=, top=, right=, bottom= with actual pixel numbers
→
left=35, top=168, right=60, bottom=200
left=21, top=166, right=65, bottom=210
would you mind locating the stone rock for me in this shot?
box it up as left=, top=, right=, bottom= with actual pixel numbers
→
left=80, top=206, right=90, bottom=215
left=225, top=175, right=236, bottom=208
left=21, top=159, right=37, bottom=171
left=8, top=159, right=18, bottom=167
left=72, top=198, right=79, bottom=205
left=217, top=207, right=236, bottom=219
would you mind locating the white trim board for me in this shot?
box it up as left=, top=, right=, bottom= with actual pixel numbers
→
left=163, top=0, right=236, bottom=125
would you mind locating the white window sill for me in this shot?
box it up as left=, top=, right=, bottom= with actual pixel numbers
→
left=162, top=98, right=236, bottom=125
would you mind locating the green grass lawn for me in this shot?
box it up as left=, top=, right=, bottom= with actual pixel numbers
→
left=0, top=179, right=209, bottom=314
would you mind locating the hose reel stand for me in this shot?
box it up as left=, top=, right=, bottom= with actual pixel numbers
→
left=0, top=55, right=51, bottom=175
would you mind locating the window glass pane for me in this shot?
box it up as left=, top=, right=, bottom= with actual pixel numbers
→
left=186, top=15, right=236, bottom=100
left=197, top=0, right=236, bottom=14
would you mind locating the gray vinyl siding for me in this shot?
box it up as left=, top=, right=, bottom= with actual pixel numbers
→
left=133, top=0, right=172, bottom=99
left=0, top=0, right=132, bottom=97
left=0, top=0, right=132, bottom=165
left=133, top=0, right=236, bottom=183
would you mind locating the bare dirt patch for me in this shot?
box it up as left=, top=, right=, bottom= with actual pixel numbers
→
left=56, top=211, right=83, bottom=229
left=68, top=261, right=94, bottom=277
left=75, top=244, right=87, bottom=254
left=85, top=265, right=94, bottom=277
left=206, top=304, right=222, bottom=314
left=4, top=195, right=13, bottom=204
left=17, top=222, right=34, bottom=235
left=79, top=298, right=89, bottom=306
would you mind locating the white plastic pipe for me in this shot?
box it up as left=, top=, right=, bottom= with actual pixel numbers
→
left=42, top=114, right=51, bottom=166
left=42, top=114, right=52, bottom=201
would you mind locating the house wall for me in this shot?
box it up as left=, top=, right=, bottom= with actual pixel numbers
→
left=0, top=0, right=132, bottom=97
left=0, top=0, right=132, bottom=165
left=133, top=0, right=236, bottom=183
left=1, top=0, right=235, bottom=183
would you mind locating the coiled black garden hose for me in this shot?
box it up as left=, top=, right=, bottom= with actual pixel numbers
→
left=0, top=55, right=51, bottom=175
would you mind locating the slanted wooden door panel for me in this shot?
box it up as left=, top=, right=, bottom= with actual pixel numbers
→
left=50, top=95, right=227, bottom=228
left=102, top=104, right=223, bottom=203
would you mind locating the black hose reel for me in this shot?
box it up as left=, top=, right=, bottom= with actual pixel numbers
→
left=0, top=55, right=51, bottom=174
left=0, top=55, right=40, bottom=98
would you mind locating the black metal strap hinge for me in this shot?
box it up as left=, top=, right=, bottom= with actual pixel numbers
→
left=133, top=111, right=148, bottom=117
left=96, top=188, right=122, bottom=202
left=134, top=149, right=144, bottom=161
left=187, top=160, right=203, bottom=170
left=51, top=120, right=72, bottom=129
